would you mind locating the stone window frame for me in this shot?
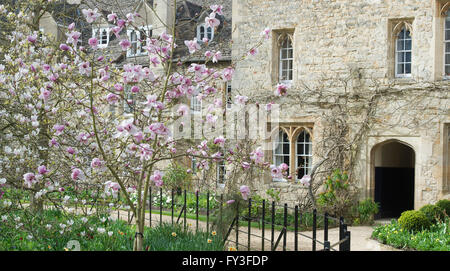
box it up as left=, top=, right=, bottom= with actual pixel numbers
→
left=387, top=19, right=414, bottom=79
left=278, top=33, right=294, bottom=83
left=271, top=29, right=295, bottom=85
left=92, top=27, right=110, bottom=48
left=216, top=160, right=226, bottom=188
left=444, top=123, right=450, bottom=193
left=127, top=25, right=153, bottom=57
left=225, top=81, right=232, bottom=109
left=190, top=87, right=202, bottom=115
left=435, top=1, right=450, bottom=80
left=271, top=124, right=314, bottom=183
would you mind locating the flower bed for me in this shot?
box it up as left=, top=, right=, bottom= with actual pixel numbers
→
left=371, top=218, right=450, bottom=251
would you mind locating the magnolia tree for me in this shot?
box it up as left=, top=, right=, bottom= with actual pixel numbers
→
left=0, top=0, right=297, bottom=251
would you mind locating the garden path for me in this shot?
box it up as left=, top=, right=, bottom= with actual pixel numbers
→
left=110, top=209, right=400, bottom=251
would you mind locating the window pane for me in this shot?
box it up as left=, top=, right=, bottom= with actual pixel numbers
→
left=405, top=39, right=412, bottom=50
left=288, top=70, right=293, bottom=80
left=446, top=30, right=450, bottom=41
left=281, top=49, right=287, bottom=59
left=397, top=39, right=404, bottom=51
left=446, top=18, right=450, bottom=30
left=446, top=54, right=450, bottom=66
left=445, top=65, right=450, bottom=75
left=397, top=64, right=404, bottom=74
left=305, top=143, right=311, bottom=155
left=405, top=63, right=411, bottom=74
left=405, top=30, right=411, bottom=39
left=405, top=52, right=411, bottom=63
left=287, top=48, right=293, bottom=59
left=397, top=52, right=404, bottom=63
left=445, top=42, right=450, bottom=53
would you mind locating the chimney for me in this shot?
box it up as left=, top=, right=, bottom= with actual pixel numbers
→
left=153, top=0, right=175, bottom=35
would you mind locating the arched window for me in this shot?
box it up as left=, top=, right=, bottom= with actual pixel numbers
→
left=273, top=130, right=290, bottom=172
left=296, top=130, right=312, bottom=179
left=445, top=11, right=450, bottom=77
left=395, top=27, right=412, bottom=77
left=279, top=35, right=293, bottom=82
left=190, top=87, right=202, bottom=114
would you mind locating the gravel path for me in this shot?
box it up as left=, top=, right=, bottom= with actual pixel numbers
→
left=111, top=209, right=400, bottom=251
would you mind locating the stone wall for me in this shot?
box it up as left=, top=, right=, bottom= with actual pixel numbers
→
left=231, top=0, right=450, bottom=208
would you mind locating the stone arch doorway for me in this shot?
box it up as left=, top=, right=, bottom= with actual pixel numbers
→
left=371, top=140, right=415, bottom=219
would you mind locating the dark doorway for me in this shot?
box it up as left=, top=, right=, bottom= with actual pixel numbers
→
left=373, top=141, right=415, bottom=219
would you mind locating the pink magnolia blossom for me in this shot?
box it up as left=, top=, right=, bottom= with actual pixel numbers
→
left=234, top=95, right=248, bottom=105
left=106, top=93, right=119, bottom=104
left=241, top=162, right=250, bottom=170
left=274, top=83, right=288, bottom=96
left=119, top=39, right=131, bottom=51
left=82, top=8, right=100, bottom=23
left=226, top=200, right=235, bottom=204
left=107, top=13, right=117, bottom=22
left=53, top=124, right=65, bottom=136
left=205, top=13, right=220, bottom=28
left=23, top=173, right=37, bottom=188
left=177, top=104, right=189, bottom=116
left=261, top=28, right=271, bottom=40
left=248, top=48, right=258, bottom=56
left=210, top=5, right=223, bottom=15
left=299, top=175, right=311, bottom=186
left=114, top=83, right=124, bottom=92
left=66, top=31, right=81, bottom=46
left=213, top=136, right=225, bottom=147
left=90, top=158, right=104, bottom=169
left=88, top=37, right=98, bottom=50
left=222, top=67, right=234, bottom=81
left=66, top=147, right=76, bottom=155
left=279, top=163, right=289, bottom=171
left=71, top=168, right=84, bottom=181
left=250, top=147, right=264, bottom=164
left=37, top=165, right=48, bottom=175
left=240, top=185, right=250, bottom=200
left=131, top=86, right=140, bottom=93
left=150, top=170, right=164, bottom=187
left=184, top=39, right=201, bottom=54
left=78, top=62, right=91, bottom=75
left=213, top=51, right=222, bottom=63
left=59, top=44, right=70, bottom=51
left=27, top=34, right=37, bottom=43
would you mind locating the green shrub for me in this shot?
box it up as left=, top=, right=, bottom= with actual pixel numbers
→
left=419, top=204, right=444, bottom=223
left=436, top=199, right=450, bottom=216
left=355, top=198, right=379, bottom=225
left=398, top=210, right=431, bottom=232
left=162, top=163, right=192, bottom=192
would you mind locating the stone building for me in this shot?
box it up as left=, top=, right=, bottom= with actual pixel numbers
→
left=231, top=0, right=450, bottom=217
left=35, top=0, right=449, bottom=217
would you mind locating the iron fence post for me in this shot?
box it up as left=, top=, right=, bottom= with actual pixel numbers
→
left=324, top=212, right=329, bottom=251
left=171, top=189, right=174, bottom=225
left=236, top=200, right=239, bottom=251
left=248, top=198, right=251, bottom=251
left=339, top=216, right=344, bottom=251
left=159, top=188, right=163, bottom=227
left=262, top=199, right=265, bottom=251
left=184, top=190, right=187, bottom=232
left=271, top=201, right=275, bottom=251
left=206, top=191, right=210, bottom=234
left=283, top=203, right=287, bottom=251
left=312, top=209, right=317, bottom=251
left=196, top=190, right=199, bottom=233
left=294, top=205, right=298, bottom=251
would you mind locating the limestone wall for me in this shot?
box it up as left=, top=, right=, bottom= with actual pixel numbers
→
left=231, top=0, right=450, bottom=208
